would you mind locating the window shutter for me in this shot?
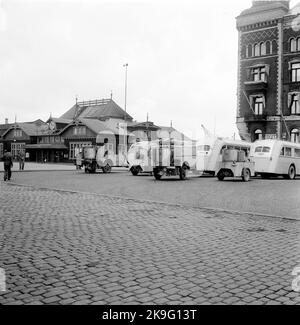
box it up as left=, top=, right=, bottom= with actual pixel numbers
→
left=297, top=93, right=300, bottom=104
left=262, top=96, right=266, bottom=109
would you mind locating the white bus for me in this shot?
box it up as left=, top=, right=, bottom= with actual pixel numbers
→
left=205, top=139, right=252, bottom=176
left=127, top=141, right=154, bottom=176
left=250, top=140, right=300, bottom=179
left=152, top=138, right=198, bottom=180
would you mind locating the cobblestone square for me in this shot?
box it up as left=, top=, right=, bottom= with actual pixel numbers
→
left=1, top=180, right=300, bottom=305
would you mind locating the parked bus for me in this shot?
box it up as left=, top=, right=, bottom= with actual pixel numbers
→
left=205, top=139, right=252, bottom=176
left=250, top=139, right=300, bottom=179
left=152, top=138, right=198, bottom=180
left=127, top=141, right=154, bottom=176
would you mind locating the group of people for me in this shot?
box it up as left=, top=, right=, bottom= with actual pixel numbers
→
left=2, top=150, right=25, bottom=181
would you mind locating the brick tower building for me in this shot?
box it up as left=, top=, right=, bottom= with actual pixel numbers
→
left=236, top=0, right=300, bottom=142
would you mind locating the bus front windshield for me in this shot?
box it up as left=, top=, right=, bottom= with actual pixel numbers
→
left=254, top=146, right=271, bottom=155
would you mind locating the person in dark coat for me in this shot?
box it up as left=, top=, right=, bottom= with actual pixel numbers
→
left=3, top=150, right=13, bottom=181
left=17, top=151, right=25, bottom=170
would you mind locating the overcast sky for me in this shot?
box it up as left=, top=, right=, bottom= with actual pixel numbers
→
left=0, top=0, right=298, bottom=139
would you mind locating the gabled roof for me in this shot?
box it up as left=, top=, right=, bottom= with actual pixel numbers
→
left=58, top=117, right=118, bottom=136
left=60, top=99, right=133, bottom=121
left=1, top=121, right=49, bottom=138
left=78, top=118, right=118, bottom=134
left=0, top=123, right=14, bottom=137
left=127, top=121, right=160, bottom=131
left=46, top=117, right=73, bottom=124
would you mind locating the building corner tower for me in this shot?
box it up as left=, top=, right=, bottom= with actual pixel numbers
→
left=236, top=0, right=300, bottom=143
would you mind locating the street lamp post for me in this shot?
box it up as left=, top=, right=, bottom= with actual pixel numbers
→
left=123, top=63, right=128, bottom=154
left=123, top=63, right=128, bottom=116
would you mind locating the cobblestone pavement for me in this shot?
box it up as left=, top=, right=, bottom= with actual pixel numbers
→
left=9, top=170, right=300, bottom=219
left=0, top=182, right=300, bottom=305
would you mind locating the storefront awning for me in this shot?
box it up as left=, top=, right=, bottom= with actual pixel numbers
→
left=25, top=144, right=68, bottom=150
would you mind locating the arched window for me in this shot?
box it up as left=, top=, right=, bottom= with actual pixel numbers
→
left=248, top=44, right=253, bottom=57
left=291, top=129, right=299, bottom=143
left=260, top=42, right=266, bottom=56
left=290, top=38, right=297, bottom=52
left=266, top=41, right=271, bottom=55
left=254, top=129, right=263, bottom=141
left=254, top=43, right=260, bottom=56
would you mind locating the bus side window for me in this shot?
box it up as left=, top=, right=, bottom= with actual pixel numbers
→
left=280, top=147, right=284, bottom=156
left=241, top=147, right=249, bottom=155
left=295, top=149, right=300, bottom=158
left=255, top=146, right=262, bottom=153
left=285, top=147, right=292, bottom=157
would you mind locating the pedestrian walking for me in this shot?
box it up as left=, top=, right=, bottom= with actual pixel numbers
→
left=76, top=150, right=83, bottom=170
left=2, top=150, right=13, bottom=181
left=17, top=151, right=25, bottom=170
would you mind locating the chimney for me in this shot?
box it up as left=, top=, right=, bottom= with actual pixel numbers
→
left=5, top=118, right=8, bottom=124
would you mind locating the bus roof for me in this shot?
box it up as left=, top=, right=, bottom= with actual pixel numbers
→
left=214, top=138, right=252, bottom=147
left=252, top=139, right=300, bottom=148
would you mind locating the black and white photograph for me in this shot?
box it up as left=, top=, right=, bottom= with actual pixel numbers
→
left=1, top=0, right=300, bottom=310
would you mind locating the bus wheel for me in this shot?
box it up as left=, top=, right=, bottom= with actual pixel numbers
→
left=217, top=171, right=225, bottom=181
left=179, top=167, right=187, bottom=180
left=286, top=165, right=296, bottom=180
left=153, top=169, right=162, bottom=180
left=131, top=167, right=140, bottom=176
left=102, top=164, right=112, bottom=174
left=242, top=168, right=250, bottom=182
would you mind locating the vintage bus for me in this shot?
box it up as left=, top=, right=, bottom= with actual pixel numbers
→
left=204, top=139, right=252, bottom=176
left=152, top=138, right=198, bottom=180
left=127, top=141, right=154, bottom=176
left=250, top=140, right=300, bottom=179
